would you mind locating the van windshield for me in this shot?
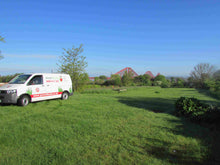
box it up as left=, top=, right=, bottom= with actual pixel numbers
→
left=9, top=74, right=32, bottom=84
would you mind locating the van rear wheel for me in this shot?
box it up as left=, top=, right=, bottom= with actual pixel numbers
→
left=61, top=92, right=69, bottom=100
left=18, top=95, right=30, bottom=106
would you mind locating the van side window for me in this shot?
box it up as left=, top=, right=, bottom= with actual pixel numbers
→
left=28, top=75, right=43, bottom=85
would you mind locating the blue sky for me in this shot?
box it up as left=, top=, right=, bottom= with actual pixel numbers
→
left=0, top=0, right=219, bottom=77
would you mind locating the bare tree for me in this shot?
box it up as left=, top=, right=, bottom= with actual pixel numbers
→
left=190, top=63, right=215, bottom=88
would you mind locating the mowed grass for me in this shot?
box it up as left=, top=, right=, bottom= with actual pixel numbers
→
left=0, top=87, right=219, bottom=164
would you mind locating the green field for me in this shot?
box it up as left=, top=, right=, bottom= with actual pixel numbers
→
left=0, top=87, right=219, bottom=164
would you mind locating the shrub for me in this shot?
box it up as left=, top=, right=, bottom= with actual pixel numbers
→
left=175, top=97, right=220, bottom=130
left=175, top=97, right=210, bottom=121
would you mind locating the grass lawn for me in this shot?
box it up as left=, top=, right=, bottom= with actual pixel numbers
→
left=0, top=87, right=219, bottom=164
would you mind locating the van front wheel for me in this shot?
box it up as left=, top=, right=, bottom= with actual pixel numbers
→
left=18, top=95, right=30, bottom=106
left=61, top=92, right=69, bottom=100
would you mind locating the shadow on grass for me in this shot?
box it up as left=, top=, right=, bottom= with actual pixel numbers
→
left=117, top=96, right=176, bottom=114
left=0, top=103, right=13, bottom=106
left=143, top=138, right=204, bottom=165
left=117, top=96, right=220, bottom=164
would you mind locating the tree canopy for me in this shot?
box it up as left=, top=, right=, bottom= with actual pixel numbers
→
left=213, top=70, right=220, bottom=81
left=58, top=44, right=88, bottom=91
left=154, top=75, right=166, bottom=82
left=122, top=71, right=133, bottom=86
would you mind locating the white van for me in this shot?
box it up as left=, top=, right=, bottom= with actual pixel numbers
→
left=0, top=73, right=73, bottom=106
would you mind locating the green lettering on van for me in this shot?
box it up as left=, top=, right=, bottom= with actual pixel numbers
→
left=69, top=88, right=72, bottom=93
left=58, top=87, right=63, bottom=92
left=27, top=89, right=32, bottom=95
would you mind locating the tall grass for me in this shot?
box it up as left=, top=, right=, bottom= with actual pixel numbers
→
left=0, top=87, right=219, bottom=164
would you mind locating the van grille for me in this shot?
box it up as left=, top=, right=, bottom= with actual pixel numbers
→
left=0, top=90, right=7, bottom=94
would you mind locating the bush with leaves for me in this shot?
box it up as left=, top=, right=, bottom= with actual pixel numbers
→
left=175, top=97, right=220, bottom=130
left=175, top=97, right=210, bottom=121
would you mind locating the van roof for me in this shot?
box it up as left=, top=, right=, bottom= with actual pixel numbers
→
left=24, top=73, right=69, bottom=75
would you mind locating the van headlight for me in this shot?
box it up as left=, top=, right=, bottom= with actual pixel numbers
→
left=7, top=89, right=17, bottom=94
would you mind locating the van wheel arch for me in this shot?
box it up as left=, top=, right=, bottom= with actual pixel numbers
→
left=61, top=91, right=69, bottom=100
left=18, top=94, right=31, bottom=106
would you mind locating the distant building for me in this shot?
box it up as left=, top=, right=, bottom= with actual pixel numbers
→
left=89, top=67, right=160, bottom=80
left=89, top=77, right=95, bottom=81
left=145, top=71, right=160, bottom=79
left=115, top=67, right=138, bottom=77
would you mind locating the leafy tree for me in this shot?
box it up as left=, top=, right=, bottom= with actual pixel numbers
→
left=187, top=77, right=194, bottom=88
left=153, top=75, right=165, bottom=86
left=0, top=73, right=21, bottom=82
left=170, top=77, right=175, bottom=84
left=94, top=77, right=100, bottom=84
left=143, top=74, right=152, bottom=80
left=122, top=71, right=133, bottom=86
left=203, top=68, right=220, bottom=98
left=176, top=78, right=185, bottom=88
left=77, top=73, right=90, bottom=91
left=94, top=75, right=108, bottom=85
left=213, top=70, right=220, bottom=81
left=154, top=75, right=166, bottom=82
left=111, top=74, right=122, bottom=86
left=153, top=74, right=170, bottom=87
left=190, top=63, right=215, bottom=88
left=58, top=44, right=88, bottom=91
left=99, top=75, right=107, bottom=80
left=170, top=77, right=185, bottom=88
left=94, top=77, right=104, bottom=85
left=0, top=35, right=5, bottom=60
left=134, top=74, right=151, bottom=86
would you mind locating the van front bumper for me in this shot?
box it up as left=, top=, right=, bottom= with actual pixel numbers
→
left=0, top=93, right=18, bottom=104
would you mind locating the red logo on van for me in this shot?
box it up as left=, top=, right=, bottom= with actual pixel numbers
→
left=36, top=88, right=40, bottom=92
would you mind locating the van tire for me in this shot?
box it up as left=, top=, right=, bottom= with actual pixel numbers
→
left=61, top=92, right=69, bottom=100
left=18, top=95, right=30, bottom=106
